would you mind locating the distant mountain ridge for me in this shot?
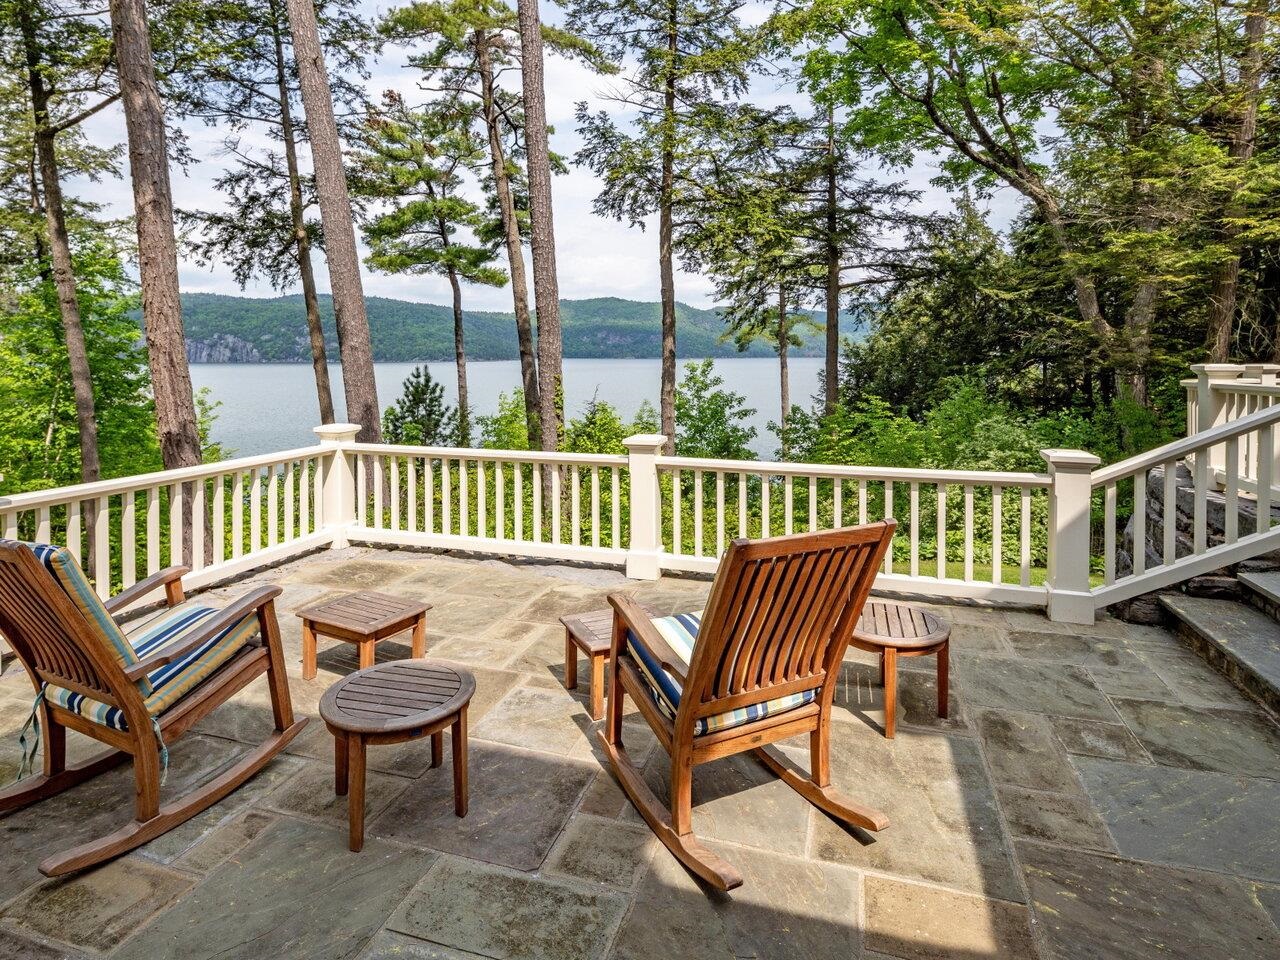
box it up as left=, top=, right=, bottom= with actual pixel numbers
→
left=175, top=292, right=827, bottom=363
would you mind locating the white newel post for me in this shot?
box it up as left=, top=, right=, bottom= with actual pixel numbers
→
left=623, top=434, right=667, bottom=580
left=1192, top=363, right=1245, bottom=475
left=314, top=423, right=360, bottom=549
left=1042, top=449, right=1101, bottom=624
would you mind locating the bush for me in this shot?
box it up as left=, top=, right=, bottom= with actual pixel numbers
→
left=382, top=366, right=458, bottom=446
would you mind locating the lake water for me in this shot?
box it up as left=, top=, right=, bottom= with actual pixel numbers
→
left=191, top=357, right=823, bottom=460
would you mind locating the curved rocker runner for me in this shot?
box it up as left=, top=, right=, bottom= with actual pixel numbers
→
left=0, top=540, right=307, bottom=877
left=599, top=521, right=895, bottom=891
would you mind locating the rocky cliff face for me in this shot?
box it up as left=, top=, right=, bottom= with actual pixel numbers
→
left=186, top=335, right=263, bottom=363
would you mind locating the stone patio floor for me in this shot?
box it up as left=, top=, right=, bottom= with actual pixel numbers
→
left=1, top=546, right=1279, bottom=959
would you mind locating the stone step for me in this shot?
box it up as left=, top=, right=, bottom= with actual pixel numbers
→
left=1159, top=593, right=1280, bottom=715
left=1239, top=570, right=1280, bottom=610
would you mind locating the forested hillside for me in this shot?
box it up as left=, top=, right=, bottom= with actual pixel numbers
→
left=176, top=293, right=828, bottom=362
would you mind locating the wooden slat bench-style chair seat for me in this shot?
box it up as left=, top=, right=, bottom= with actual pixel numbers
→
left=0, top=540, right=307, bottom=877
left=601, top=521, right=895, bottom=891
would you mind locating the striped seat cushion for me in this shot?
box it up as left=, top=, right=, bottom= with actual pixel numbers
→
left=46, top=603, right=259, bottom=731
left=627, top=610, right=817, bottom=736
left=6, top=540, right=142, bottom=684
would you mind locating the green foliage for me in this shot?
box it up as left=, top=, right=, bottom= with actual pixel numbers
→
left=673, top=360, right=757, bottom=460
left=382, top=366, right=459, bottom=445
left=0, top=243, right=161, bottom=495
left=477, top=390, right=532, bottom=450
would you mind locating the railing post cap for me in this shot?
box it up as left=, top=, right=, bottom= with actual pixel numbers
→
left=623, top=434, right=668, bottom=453
left=313, top=423, right=361, bottom=444
left=1191, top=363, right=1247, bottom=379
left=1040, top=448, right=1101, bottom=471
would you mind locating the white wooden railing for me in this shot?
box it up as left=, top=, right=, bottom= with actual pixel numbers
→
left=7, top=383, right=1280, bottom=624
left=1183, top=362, right=1280, bottom=493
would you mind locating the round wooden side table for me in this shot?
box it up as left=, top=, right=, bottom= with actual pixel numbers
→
left=320, top=660, right=474, bottom=851
left=851, top=600, right=951, bottom=739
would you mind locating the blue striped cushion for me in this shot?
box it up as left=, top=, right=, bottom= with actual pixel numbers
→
left=627, top=610, right=817, bottom=736
left=4, top=540, right=141, bottom=682
left=45, top=604, right=259, bottom=730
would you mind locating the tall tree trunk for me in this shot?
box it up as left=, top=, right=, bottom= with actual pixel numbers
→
left=476, top=28, right=538, bottom=446
left=445, top=264, right=469, bottom=445
left=516, top=0, right=563, bottom=453
left=109, top=0, right=203, bottom=475
left=778, top=286, right=790, bottom=458
left=1209, top=1, right=1268, bottom=362
left=657, top=0, right=678, bottom=454
left=23, top=6, right=104, bottom=573
left=271, top=0, right=334, bottom=423
left=823, top=104, right=839, bottom=417
left=286, top=0, right=380, bottom=441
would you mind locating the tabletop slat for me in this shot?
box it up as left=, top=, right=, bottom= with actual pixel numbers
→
left=321, top=660, right=475, bottom=734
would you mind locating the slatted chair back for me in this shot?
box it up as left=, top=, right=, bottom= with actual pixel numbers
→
left=0, top=541, right=134, bottom=712
left=681, top=521, right=894, bottom=727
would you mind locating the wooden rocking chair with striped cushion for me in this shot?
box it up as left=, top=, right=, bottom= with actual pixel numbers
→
left=601, top=521, right=895, bottom=891
left=0, top=540, right=307, bottom=876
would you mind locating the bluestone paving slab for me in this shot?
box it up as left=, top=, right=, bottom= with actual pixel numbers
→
left=1085, top=665, right=1177, bottom=701
left=1048, top=716, right=1150, bottom=763
left=1134, top=645, right=1255, bottom=709
left=1019, top=841, right=1280, bottom=960
left=1074, top=756, right=1280, bottom=881
left=1006, top=630, right=1147, bottom=671
left=262, top=759, right=413, bottom=828
left=113, top=818, right=424, bottom=960
left=387, top=856, right=627, bottom=960
left=369, top=741, right=593, bottom=870
left=1, top=856, right=192, bottom=953
left=544, top=814, right=655, bottom=889
left=954, top=656, right=1119, bottom=721
left=291, top=558, right=418, bottom=589
left=359, top=930, right=488, bottom=959
left=0, top=927, right=88, bottom=959
left=172, top=809, right=276, bottom=875
left=804, top=729, right=1024, bottom=902
left=831, top=662, right=969, bottom=737
left=609, top=842, right=860, bottom=960
left=863, top=875, right=1037, bottom=960
left=975, top=710, right=1083, bottom=794
left=945, top=621, right=1013, bottom=656
left=1108, top=697, right=1280, bottom=778
left=1160, top=592, right=1280, bottom=713
left=995, top=785, right=1115, bottom=852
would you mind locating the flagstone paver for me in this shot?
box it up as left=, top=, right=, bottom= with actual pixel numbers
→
left=0, top=546, right=1278, bottom=959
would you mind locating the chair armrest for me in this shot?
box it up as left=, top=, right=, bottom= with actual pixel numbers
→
left=608, top=593, right=688, bottom=685
left=105, top=565, right=191, bottom=615
left=122, top=585, right=282, bottom=682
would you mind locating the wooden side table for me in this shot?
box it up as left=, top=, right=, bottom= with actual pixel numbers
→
left=851, top=600, right=951, bottom=739
left=296, top=591, right=431, bottom=681
left=319, top=661, right=475, bottom=852
left=561, top=602, right=657, bottom=721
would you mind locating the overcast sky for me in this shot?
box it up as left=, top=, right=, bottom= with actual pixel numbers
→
left=75, top=0, right=1023, bottom=312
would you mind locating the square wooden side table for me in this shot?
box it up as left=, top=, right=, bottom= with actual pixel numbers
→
left=296, top=591, right=432, bottom=680
left=561, top=602, right=657, bottom=721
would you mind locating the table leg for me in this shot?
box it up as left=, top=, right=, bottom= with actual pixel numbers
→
left=358, top=640, right=376, bottom=670
left=563, top=630, right=578, bottom=690
left=347, top=734, right=366, bottom=852
left=937, top=642, right=949, bottom=719
left=883, top=648, right=898, bottom=739
left=878, top=650, right=885, bottom=686
left=411, top=615, right=427, bottom=659
left=302, top=619, right=317, bottom=681
left=334, top=732, right=348, bottom=796
left=431, top=730, right=443, bottom=769
left=452, top=707, right=468, bottom=817
left=589, top=652, right=605, bottom=721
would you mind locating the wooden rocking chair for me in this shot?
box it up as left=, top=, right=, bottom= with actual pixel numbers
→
left=600, top=521, right=895, bottom=891
left=0, top=540, right=307, bottom=876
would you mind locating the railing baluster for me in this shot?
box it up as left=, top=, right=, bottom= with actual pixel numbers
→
left=94, top=496, right=110, bottom=596
left=460, top=458, right=470, bottom=538
left=935, top=483, right=947, bottom=579
left=694, top=470, right=704, bottom=557
left=715, top=471, right=725, bottom=555
left=1132, top=472, right=1147, bottom=576
left=883, top=482, right=894, bottom=574
left=425, top=457, right=435, bottom=534
left=672, top=469, right=682, bottom=555
left=191, top=480, right=205, bottom=570
left=1163, top=462, right=1177, bottom=563
left=213, top=476, right=226, bottom=563
left=356, top=456, right=367, bottom=527
left=496, top=461, right=506, bottom=539
left=478, top=461, right=487, bottom=538
left=551, top=465, right=562, bottom=544
left=833, top=477, right=843, bottom=527
left=284, top=462, right=296, bottom=541
left=373, top=457, right=384, bottom=530
left=1104, top=482, right=1117, bottom=585
left=268, top=467, right=279, bottom=548
left=1020, top=487, right=1031, bottom=587
left=783, top=474, right=793, bottom=535
left=532, top=463, right=541, bottom=542
left=36, top=505, right=50, bottom=543
left=761, top=474, right=771, bottom=537
left=1259, top=424, right=1273, bottom=531
left=407, top=457, right=417, bottom=533
left=228, top=475, right=241, bottom=562
left=963, top=484, right=974, bottom=582
left=737, top=473, right=747, bottom=538
left=66, top=502, right=81, bottom=559
left=858, top=480, right=867, bottom=524
left=590, top=467, right=600, bottom=548
left=571, top=466, right=581, bottom=547
left=808, top=476, right=818, bottom=531
left=312, top=458, right=323, bottom=529
left=247, top=470, right=260, bottom=554
left=1225, top=438, right=1239, bottom=545
left=121, top=494, right=136, bottom=588
left=2, top=510, right=16, bottom=540
left=514, top=463, right=524, bottom=541
left=910, top=482, right=920, bottom=577
left=390, top=457, right=401, bottom=532
left=612, top=467, right=621, bottom=548
left=992, top=485, right=1002, bottom=584
left=442, top=458, right=452, bottom=536
left=171, top=482, right=186, bottom=564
